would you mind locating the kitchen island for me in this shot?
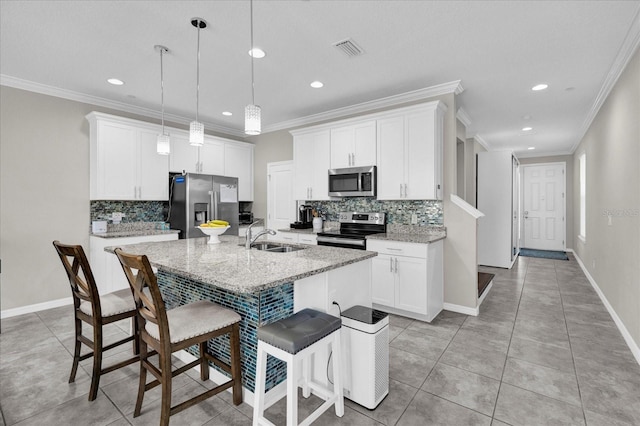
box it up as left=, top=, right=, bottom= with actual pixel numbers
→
left=106, top=235, right=376, bottom=400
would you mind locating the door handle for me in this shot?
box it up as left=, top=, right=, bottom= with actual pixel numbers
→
left=524, top=211, right=529, bottom=219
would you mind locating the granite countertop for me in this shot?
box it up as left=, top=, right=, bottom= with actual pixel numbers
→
left=105, top=235, right=376, bottom=294
left=91, top=229, right=180, bottom=238
left=367, top=225, right=447, bottom=244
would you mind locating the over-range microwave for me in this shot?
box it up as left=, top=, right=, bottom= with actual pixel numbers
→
left=328, top=166, right=376, bottom=197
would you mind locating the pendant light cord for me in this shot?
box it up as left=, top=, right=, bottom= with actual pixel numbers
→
left=250, top=0, right=255, bottom=105
left=160, top=47, right=165, bottom=134
left=196, top=23, right=201, bottom=122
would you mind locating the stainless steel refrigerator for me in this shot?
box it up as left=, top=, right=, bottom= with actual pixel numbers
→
left=168, top=173, right=239, bottom=239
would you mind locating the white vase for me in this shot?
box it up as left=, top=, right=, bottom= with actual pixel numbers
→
left=312, top=217, right=323, bottom=233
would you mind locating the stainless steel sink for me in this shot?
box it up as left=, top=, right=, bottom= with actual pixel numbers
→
left=251, top=242, right=306, bottom=253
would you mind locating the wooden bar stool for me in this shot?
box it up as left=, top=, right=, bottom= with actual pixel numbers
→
left=253, top=308, right=344, bottom=426
left=52, top=240, right=140, bottom=401
left=115, top=248, right=243, bottom=426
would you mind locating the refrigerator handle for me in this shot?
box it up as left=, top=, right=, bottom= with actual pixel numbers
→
left=209, top=191, right=219, bottom=220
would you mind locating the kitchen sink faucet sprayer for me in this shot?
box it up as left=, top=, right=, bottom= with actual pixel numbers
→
left=245, top=219, right=276, bottom=249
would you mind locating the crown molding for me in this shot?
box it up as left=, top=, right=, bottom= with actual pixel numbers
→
left=0, top=75, right=246, bottom=138
left=473, top=134, right=491, bottom=151
left=456, top=107, right=472, bottom=127
left=515, top=149, right=574, bottom=159
left=264, top=80, right=464, bottom=133
left=571, top=8, right=640, bottom=154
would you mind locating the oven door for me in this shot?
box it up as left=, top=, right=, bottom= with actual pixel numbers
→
left=317, top=235, right=367, bottom=250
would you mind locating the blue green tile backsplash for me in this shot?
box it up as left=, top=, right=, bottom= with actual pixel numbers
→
left=307, top=198, right=443, bottom=225
left=90, top=200, right=168, bottom=223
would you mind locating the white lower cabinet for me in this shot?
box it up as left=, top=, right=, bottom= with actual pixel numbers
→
left=90, top=233, right=178, bottom=294
left=368, top=239, right=443, bottom=322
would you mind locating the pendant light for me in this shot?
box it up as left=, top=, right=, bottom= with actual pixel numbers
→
left=155, top=45, right=170, bottom=155
left=190, top=18, right=207, bottom=146
left=245, top=0, right=261, bottom=135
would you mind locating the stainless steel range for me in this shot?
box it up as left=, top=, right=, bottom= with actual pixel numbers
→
left=317, top=212, right=386, bottom=250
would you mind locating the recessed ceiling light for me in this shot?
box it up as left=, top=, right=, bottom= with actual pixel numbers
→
left=522, top=127, right=533, bottom=131
left=222, top=111, right=233, bottom=116
left=248, top=48, right=265, bottom=58
left=531, top=83, right=548, bottom=91
left=310, top=81, right=324, bottom=88
left=107, top=78, right=124, bottom=86
left=528, top=147, right=536, bottom=150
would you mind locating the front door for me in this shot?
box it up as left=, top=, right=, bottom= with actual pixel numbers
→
left=521, top=163, right=566, bottom=250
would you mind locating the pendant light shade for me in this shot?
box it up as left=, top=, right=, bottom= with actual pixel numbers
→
left=190, top=18, right=207, bottom=146
left=244, top=104, right=261, bottom=135
left=155, top=45, right=170, bottom=155
left=245, top=0, right=261, bottom=135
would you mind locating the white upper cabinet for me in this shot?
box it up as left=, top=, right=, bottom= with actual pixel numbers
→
left=200, top=137, right=225, bottom=176
left=330, top=120, right=376, bottom=169
left=169, top=134, right=198, bottom=173
left=87, top=112, right=168, bottom=200
left=224, top=142, right=254, bottom=201
left=292, top=129, right=330, bottom=200
left=88, top=112, right=253, bottom=202
left=377, top=102, right=445, bottom=200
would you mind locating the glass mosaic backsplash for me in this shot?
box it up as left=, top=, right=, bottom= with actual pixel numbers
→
left=90, top=200, right=168, bottom=223
left=307, top=198, right=443, bottom=225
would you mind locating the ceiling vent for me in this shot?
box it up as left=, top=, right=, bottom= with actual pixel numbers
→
left=333, top=38, right=364, bottom=58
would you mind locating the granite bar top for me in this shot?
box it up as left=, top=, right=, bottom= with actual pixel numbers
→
left=105, top=235, right=376, bottom=294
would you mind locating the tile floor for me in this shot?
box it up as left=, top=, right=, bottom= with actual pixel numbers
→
left=1, top=254, right=639, bottom=425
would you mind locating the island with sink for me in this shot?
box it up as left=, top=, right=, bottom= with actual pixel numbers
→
left=105, top=234, right=376, bottom=400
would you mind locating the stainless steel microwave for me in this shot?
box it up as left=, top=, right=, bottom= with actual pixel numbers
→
left=328, top=166, right=376, bottom=197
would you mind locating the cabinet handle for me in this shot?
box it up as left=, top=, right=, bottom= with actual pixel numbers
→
left=400, top=184, right=403, bottom=197
left=309, top=187, right=312, bottom=199
left=404, top=184, right=407, bottom=197
left=387, top=247, right=402, bottom=251
left=394, top=258, right=398, bottom=273
left=389, top=257, right=393, bottom=272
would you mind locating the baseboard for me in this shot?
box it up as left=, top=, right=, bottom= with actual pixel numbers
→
left=477, top=281, right=493, bottom=306
left=444, top=302, right=479, bottom=317
left=573, top=252, right=640, bottom=366
left=172, top=349, right=287, bottom=409
left=1, top=297, right=73, bottom=319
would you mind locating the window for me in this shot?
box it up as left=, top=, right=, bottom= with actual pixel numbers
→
left=579, top=152, right=586, bottom=242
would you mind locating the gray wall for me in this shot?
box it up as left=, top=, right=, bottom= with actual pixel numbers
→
left=572, top=48, right=639, bottom=350
left=0, top=86, right=242, bottom=311
left=519, top=155, right=574, bottom=248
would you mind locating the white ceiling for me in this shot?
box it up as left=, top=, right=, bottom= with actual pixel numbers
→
left=1, top=1, right=639, bottom=157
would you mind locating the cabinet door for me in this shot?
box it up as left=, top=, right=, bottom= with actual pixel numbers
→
left=225, top=143, right=254, bottom=201
left=330, top=126, right=353, bottom=169
left=352, top=121, right=376, bottom=167
left=170, top=134, right=198, bottom=173
left=376, top=116, right=405, bottom=200
left=395, top=256, right=428, bottom=314
left=138, top=129, right=169, bottom=200
left=310, top=131, right=330, bottom=200
left=371, top=254, right=396, bottom=307
left=95, top=121, right=137, bottom=200
left=293, top=134, right=315, bottom=200
left=405, top=110, right=436, bottom=200
left=200, top=138, right=225, bottom=175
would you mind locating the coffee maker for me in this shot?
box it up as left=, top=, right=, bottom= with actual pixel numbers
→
left=291, top=204, right=313, bottom=229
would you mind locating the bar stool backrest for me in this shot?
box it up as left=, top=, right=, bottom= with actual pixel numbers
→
left=114, top=248, right=171, bottom=346
left=53, top=240, right=102, bottom=320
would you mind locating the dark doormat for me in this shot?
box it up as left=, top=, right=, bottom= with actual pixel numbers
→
left=520, top=248, right=569, bottom=260
left=478, top=272, right=494, bottom=297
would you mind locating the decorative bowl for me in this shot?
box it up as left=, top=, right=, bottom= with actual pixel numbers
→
left=197, top=225, right=230, bottom=244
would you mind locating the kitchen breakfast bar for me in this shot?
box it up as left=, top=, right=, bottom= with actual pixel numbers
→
left=106, top=235, right=377, bottom=402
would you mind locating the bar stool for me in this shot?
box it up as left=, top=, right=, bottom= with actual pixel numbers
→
left=115, top=248, right=243, bottom=426
left=253, top=308, right=344, bottom=426
left=52, top=240, right=140, bottom=401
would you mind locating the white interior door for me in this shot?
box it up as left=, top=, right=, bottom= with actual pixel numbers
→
left=267, top=161, right=295, bottom=231
left=521, top=163, right=566, bottom=250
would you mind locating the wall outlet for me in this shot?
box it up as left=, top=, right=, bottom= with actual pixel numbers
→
left=411, top=213, right=418, bottom=225
left=111, top=212, right=125, bottom=223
